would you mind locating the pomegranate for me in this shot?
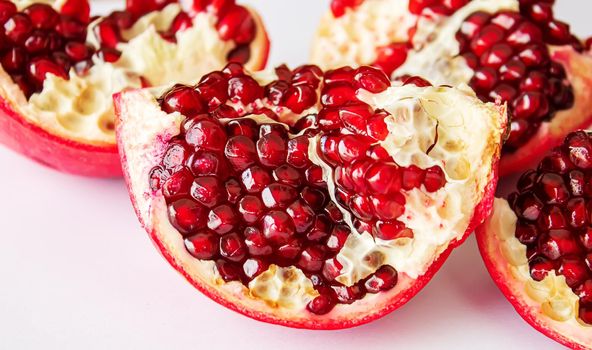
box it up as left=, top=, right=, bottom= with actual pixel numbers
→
left=115, top=63, right=506, bottom=328
left=312, top=0, right=592, bottom=177
left=0, top=0, right=269, bottom=177
left=477, top=131, right=592, bottom=349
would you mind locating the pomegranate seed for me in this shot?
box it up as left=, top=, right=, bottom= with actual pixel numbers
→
left=1, top=48, right=27, bottom=73
left=168, top=198, right=208, bottom=235
left=244, top=227, right=272, bottom=256
left=0, top=1, right=17, bottom=25
left=262, top=211, right=295, bottom=246
left=27, top=58, right=68, bottom=85
left=23, top=4, right=58, bottom=30
left=307, top=294, right=335, bottom=315
left=261, top=183, right=298, bottom=209
left=208, top=204, right=238, bottom=234
left=216, top=5, right=255, bottom=44
left=4, top=14, right=32, bottom=44
left=243, top=258, right=268, bottom=279
left=338, top=103, right=373, bottom=135
left=24, top=31, right=49, bottom=54
left=535, top=173, right=569, bottom=204
left=424, top=166, right=446, bottom=192
left=228, top=75, right=263, bottom=104
left=298, top=246, right=326, bottom=272
left=282, top=85, right=317, bottom=113
left=321, top=83, right=358, bottom=107
left=185, top=232, right=219, bottom=259
left=515, top=222, right=538, bottom=245
left=96, top=48, right=121, bottom=63
left=365, top=163, right=402, bottom=195
left=364, top=266, right=398, bottom=293
left=227, top=45, right=250, bottom=64
left=60, top=0, right=90, bottom=23
left=565, top=131, right=592, bottom=169
left=216, top=260, right=241, bottom=282
left=220, top=232, right=247, bottom=262
left=161, top=85, right=205, bottom=117
left=257, top=133, right=287, bottom=167
left=538, top=229, right=582, bottom=260
left=576, top=280, right=592, bottom=304
left=529, top=256, right=554, bottom=281
left=225, top=135, right=257, bottom=171
left=287, top=136, right=311, bottom=169
left=559, top=258, right=590, bottom=288
left=354, top=66, right=390, bottom=93
left=191, top=176, right=223, bottom=208
left=186, top=119, right=227, bottom=152
left=162, top=168, right=193, bottom=199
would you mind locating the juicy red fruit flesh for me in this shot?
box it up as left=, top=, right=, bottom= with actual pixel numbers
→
left=0, top=1, right=91, bottom=97
left=457, top=3, right=578, bottom=153
left=402, top=0, right=578, bottom=154
left=0, top=0, right=259, bottom=99
left=509, top=131, right=592, bottom=325
left=150, top=63, right=448, bottom=315
left=341, top=0, right=578, bottom=155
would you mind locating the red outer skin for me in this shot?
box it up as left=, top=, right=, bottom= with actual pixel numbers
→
left=482, top=49, right=592, bottom=178
left=0, top=6, right=270, bottom=178
left=315, top=2, right=592, bottom=178
left=114, top=92, right=502, bottom=329
left=476, top=216, right=590, bottom=350
left=0, top=98, right=121, bottom=177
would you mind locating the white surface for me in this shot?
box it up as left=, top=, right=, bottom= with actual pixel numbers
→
left=0, top=1, right=588, bottom=349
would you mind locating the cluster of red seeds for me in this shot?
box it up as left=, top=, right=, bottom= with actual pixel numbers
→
left=509, top=131, right=592, bottom=324
left=457, top=1, right=578, bottom=152
left=333, top=0, right=580, bottom=154
left=101, top=0, right=258, bottom=66
left=0, top=1, right=93, bottom=97
left=150, top=63, right=407, bottom=315
left=0, top=0, right=258, bottom=99
left=315, top=66, right=446, bottom=241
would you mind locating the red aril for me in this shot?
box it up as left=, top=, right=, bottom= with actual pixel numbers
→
left=0, top=0, right=269, bottom=177
left=115, top=63, right=505, bottom=328
left=312, top=0, right=592, bottom=177
left=478, top=131, right=592, bottom=350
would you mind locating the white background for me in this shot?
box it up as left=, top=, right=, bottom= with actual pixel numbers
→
left=0, top=1, right=589, bottom=349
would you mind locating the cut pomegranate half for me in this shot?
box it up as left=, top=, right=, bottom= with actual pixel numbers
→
left=477, top=131, right=592, bottom=349
left=312, top=0, right=592, bottom=177
left=0, top=0, right=269, bottom=177
left=115, top=63, right=506, bottom=328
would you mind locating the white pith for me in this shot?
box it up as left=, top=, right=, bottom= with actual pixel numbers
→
left=117, top=73, right=504, bottom=314
left=316, top=84, right=504, bottom=284
left=0, top=3, right=265, bottom=146
left=396, top=0, right=517, bottom=85
left=483, top=199, right=592, bottom=346
left=311, top=0, right=516, bottom=85
left=311, top=0, right=417, bottom=70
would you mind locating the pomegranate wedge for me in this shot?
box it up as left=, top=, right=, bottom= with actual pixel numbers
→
left=0, top=0, right=269, bottom=177
left=312, top=0, right=592, bottom=177
left=115, top=63, right=505, bottom=328
left=477, top=131, right=592, bottom=350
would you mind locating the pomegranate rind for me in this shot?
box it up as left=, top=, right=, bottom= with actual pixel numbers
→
left=115, top=83, right=505, bottom=328
left=312, top=1, right=592, bottom=177
left=476, top=199, right=592, bottom=350
left=498, top=48, right=592, bottom=177
left=0, top=72, right=120, bottom=176
left=0, top=3, right=269, bottom=177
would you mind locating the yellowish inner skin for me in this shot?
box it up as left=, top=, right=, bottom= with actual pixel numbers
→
left=489, top=199, right=591, bottom=326
left=238, top=84, right=502, bottom=308
left=5, top=4, right=237, bottom=146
